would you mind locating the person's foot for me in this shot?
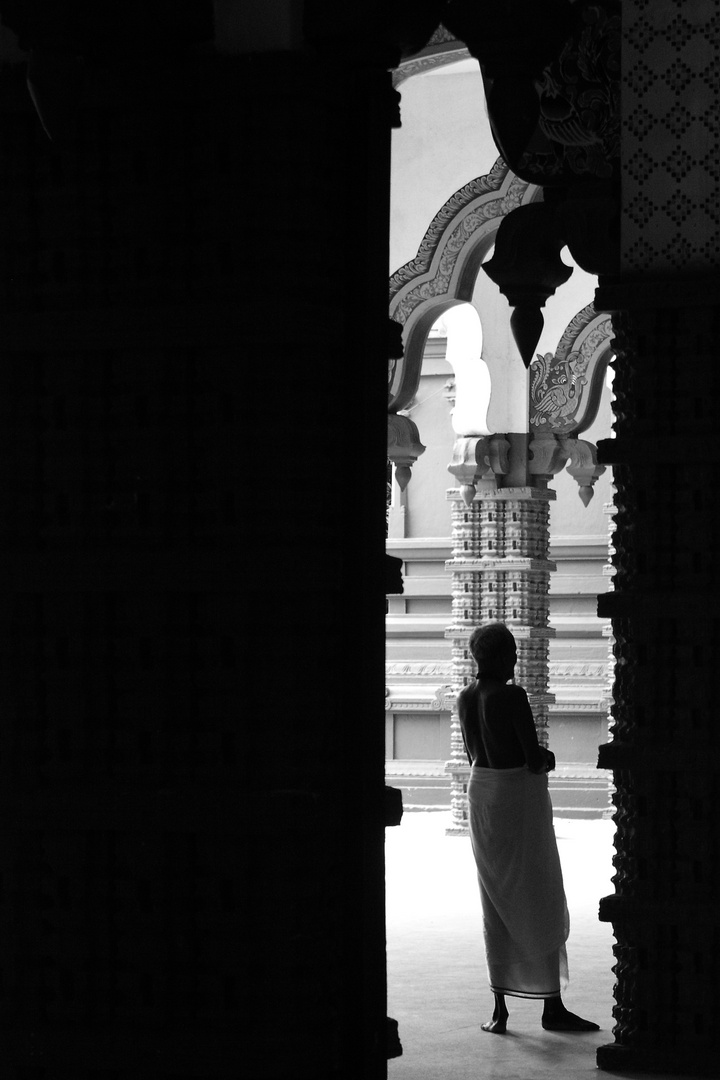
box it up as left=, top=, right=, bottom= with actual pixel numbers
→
left=482, top=1005, right=509, bottom=1034
left=481, top=1016, right=508, bottom=1034
left=542, top=1004, right=599, bottom=1032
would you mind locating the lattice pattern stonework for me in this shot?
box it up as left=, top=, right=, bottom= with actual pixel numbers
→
left=622, top=1, right=720, bottom=272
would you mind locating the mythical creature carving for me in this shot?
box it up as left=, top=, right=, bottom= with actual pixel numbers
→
left=443, top=0, right=620, bottom=188
left=530, top=304, right=613, bottom=433
left=524, top=3, right=621, bottom=182
left=531, top=348, right=590, bottom=427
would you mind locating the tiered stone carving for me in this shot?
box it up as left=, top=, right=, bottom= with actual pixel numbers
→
left=445, top=477, right=557, bottom=834
left=602, top=496, right=617, bottom=726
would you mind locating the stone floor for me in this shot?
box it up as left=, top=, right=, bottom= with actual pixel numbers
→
left=386, top=812, right=699, bottom=1080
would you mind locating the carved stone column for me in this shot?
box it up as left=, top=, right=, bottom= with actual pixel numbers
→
left=444, top=436, right=557, bottom=834
left=594, top=283, right=720, bottom=1076
left=587, top=0, right=720, bottom=1069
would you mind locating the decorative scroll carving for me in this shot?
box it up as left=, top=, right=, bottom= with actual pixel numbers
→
left=388, top=413, right=425, bottom=490
left=530, top=304, right=614, bottom=433
left=432, top=684, right=455, bottom=711
left=388, top=161, right=536, bottom=409
left=384, top=689, right=454, bottom=713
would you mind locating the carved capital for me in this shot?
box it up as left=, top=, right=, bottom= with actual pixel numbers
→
left=562, top=437, right=606, bottom=506
left=448, top=434, right=510, bottom=505
left=528, top=433, right=570, bottom=479
left=388, top=413, right=426, bottom=491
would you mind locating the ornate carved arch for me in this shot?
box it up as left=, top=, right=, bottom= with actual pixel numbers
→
left=389, top=158, right=538, bottom=411
left=530, top=303, right=614, bottom=436
left=392, top=26, right=470, bottom=88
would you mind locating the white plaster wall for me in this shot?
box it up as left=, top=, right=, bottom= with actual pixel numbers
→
left=396, top=357, right=455, bottom=538
left=390, top=59, right=496, bottom=275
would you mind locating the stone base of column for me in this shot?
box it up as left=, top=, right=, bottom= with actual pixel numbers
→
left=597, top=1043, right=718, bottom=1077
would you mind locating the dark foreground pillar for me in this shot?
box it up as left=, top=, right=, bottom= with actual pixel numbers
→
left=0, top=47, right=390, bottom=1080
left=595, top=279, right=720, bottom=1076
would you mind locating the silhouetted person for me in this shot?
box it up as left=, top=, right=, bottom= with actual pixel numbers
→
left=458, top=622, right=599, bottom=1035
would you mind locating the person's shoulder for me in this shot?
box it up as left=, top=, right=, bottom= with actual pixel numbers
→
left=484, top=683, right=528, bottom=709
left=457, top=682, right=477, bottom=708
left=485, top=682, right=526, bottom=697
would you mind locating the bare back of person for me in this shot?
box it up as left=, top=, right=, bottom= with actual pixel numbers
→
left=458, top=678, right=548, bottom=774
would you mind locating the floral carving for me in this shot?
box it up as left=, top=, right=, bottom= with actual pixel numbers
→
left=392, top=45, right=471, bottom=88
left=390, top=169, right=530, bottom=326
left=389, top=157, right=509, bottom=297
left=388, top=161, right=534, bottom=406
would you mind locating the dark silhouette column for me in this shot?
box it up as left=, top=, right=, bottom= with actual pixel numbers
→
left=0, top=7, right=407, bottom=1074
left=595, top=281, right=720, bottom=1075
left=593, top=0, right=720, bottom=1071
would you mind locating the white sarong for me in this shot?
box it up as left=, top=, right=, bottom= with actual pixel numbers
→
left=468, top=765, right=569, bottom=999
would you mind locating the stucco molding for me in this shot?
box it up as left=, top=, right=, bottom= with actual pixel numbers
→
left=386, top=662, right=454, bottom=678
left=390, top=158, right=507, bottom=298
left=550, top=662, right=608, bottom=679
left=392, top=44, right=471, bottom=87
left=385, top=683, right=454, bottom=712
